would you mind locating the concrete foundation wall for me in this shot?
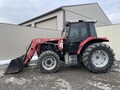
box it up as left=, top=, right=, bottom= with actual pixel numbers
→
left=0, top=23, right=61, bottom=60
left=97, top=24, right=120, bottom=60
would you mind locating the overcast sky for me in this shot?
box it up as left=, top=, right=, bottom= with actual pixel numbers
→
left=0, top=0, right=120, bottom=24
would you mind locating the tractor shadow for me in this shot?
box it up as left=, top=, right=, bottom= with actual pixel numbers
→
left=18, top=62, right=90, bottom=77
left=1, top=61, right=90, bottom=79
left=59, top=63, right=89, bottom=73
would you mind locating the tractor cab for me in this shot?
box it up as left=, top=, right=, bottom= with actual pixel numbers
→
left=62, top=20, right=97, bottom=54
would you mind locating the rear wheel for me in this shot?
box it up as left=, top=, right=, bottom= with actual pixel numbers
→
left=83, top=43, right=115, bottom=73
left=37, top=51, right=61, bottom=73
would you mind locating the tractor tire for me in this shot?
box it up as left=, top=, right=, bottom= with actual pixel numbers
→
left=37, top=51, right=61, bottom=73
left=82, top=43, right=115, bottom=73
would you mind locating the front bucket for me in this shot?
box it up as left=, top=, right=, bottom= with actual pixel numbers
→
left=5, top=55, right=25, bottom=74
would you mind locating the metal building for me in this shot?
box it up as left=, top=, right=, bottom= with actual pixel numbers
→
left=19, top=3, right=111, bottom=30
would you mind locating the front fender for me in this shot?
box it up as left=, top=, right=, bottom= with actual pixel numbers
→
left=77, top=37, right=109, bottom=54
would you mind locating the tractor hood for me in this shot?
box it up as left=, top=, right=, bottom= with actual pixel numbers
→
left=32, top=38, right=64, bottom=43
left=31, top=38, right=64, bottom=51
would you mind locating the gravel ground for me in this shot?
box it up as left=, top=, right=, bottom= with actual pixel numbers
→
left=0, top=61, right=120, bottom=90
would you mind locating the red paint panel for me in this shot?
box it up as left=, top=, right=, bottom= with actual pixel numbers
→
left=23, top=38, right=64, bottom=65
left=77, top=36, right=109, bottom=54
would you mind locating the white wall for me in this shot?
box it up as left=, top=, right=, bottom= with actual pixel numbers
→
left=0, top=23, right=61, bottom=60
left=0, top=23, right=120, bottom=61
left=64, top=3, right=111, bottom=27
left=97, top=24, right=120, bottom=60
left=35, top=17, right=57, bottom=30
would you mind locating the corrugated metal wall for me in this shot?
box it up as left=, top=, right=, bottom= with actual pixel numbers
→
left=96, top=24, right=120, bottom=60
left=0, top=23, right=61, bottom=60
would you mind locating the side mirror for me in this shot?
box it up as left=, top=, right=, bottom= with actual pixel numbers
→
left=65, top=21, right=70, bottom=27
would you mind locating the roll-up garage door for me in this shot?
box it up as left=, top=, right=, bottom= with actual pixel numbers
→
left=35, top=17, right=57, bottom=30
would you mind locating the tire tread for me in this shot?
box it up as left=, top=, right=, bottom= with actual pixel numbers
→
left=83, top=43, right=115, bottom=73
left=37, top=51, right=61, bottom=74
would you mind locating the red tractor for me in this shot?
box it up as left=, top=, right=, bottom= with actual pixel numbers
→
left=5, top=20, right=115, bottom=74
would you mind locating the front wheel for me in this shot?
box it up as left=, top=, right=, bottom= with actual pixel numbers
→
left=37, top=51, right=61, bottom=73
left=83, top=43, right=115, bottom=73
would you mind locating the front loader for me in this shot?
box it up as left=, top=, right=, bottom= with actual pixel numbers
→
left=5, top=20, right=115, bottom=74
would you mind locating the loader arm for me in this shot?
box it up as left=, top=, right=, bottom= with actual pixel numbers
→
left=24, top=38, right=63, bottom=64
left=5, top=38, right=63, bottom=74
left=23, top=39, right=40, bottom=65
left=4, top=39, right=41, bottom=74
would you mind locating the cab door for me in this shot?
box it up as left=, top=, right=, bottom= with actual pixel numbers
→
left=68, top=22, right=90, bottom=54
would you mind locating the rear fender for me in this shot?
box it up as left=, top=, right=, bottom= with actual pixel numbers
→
left=77, top=37, right=109, bottom=54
